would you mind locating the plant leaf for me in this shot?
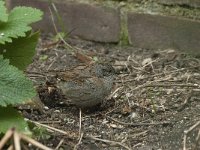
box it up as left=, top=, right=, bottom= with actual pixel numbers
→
left=0, top=32, right=39, bottom=70
left=0, top=6, right=43, bottom=44
left=0, top=56, right=36, bottom=106
left=0, top=1, right=8, bottom=23
left=0, top=106, right=31, bottom=134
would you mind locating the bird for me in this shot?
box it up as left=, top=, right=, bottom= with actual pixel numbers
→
left=55, top=63, right=115, bottom=108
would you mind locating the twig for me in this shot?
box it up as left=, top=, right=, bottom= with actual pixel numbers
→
left=49, top=7, right=59, bottom=36
left=145, top=83, right=199, bottom=88
left=194, top=129, right=200, bottom=150
left=28, top=119, right=70, bottom=136
left=145, top=68, right=186, bottom=80
left=13, top=131, right=21, bottom=150
left=49, top=2, right=90, bottom=56
left=116, top=68, right=187, bottom=83
left=79, top=108, right=82, bottom=138
left=183, top=121, right=200, bottom=150
left=47, top=58, right=57, bottom=71
left=49, top=6, right=66, bottom=45
left=25, top=71, right=46, bottom=76
left=73, top=109, right=83, bottom=150
left=21, top=142, right=29, bottom=150
left=130, top=82, right=199, bottom=92
left=133, top=142, right=142, bottom=148
left=38, top=120, right=61, bottom=124
left=130, top=81, right=153, bottom=92
left=7, top=145, right=14, bottom=150
left=105, top=106, right=120, bottom=115
left=107, top=87, right=123, bottom=99
left=176, top=94, right=190, bottom=111
left=28, top=119, right=79, bottom=139
left=50, top=2, right=67, bottom=35
left=132, top=130, right=149, bottom=139
left=74, top=132, right=83, bottom=150
left=49, top=6, right=74, bottom=49
left=0, top=128, right=53, bottom=150
left=0, top=128, right=14, bottom=149
left=107, top=116, right=170, bottom=126
left=19, top=133, right=53, bottom=150
left=55, top=139, right=64, bottom=150
left=88, top=136, right=131, bottom=150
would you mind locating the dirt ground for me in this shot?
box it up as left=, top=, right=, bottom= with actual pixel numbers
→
left=23, top=35, right=200, bottom=150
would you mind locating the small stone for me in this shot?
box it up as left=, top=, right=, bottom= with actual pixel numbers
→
left=44, top=106, right=49, bottom=110
left=54, top=109, right=60, bottom=113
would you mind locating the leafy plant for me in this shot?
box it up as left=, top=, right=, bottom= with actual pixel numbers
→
left=0, top=106, right=31, bottom=134
left=48, top=0, right=69, bottom=42
left=0, top=1, right=43, bottom=134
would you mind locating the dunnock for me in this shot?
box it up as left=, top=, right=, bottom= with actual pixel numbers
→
left=56, top=63, right=115, bottom=108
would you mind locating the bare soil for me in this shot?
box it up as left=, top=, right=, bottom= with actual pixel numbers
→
left=23, top=35, right=200, bottom=150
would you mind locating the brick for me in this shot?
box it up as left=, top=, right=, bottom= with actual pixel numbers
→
left=128, top=13, right=200, bottom=56
left=8, top=0, right=120, bottom=42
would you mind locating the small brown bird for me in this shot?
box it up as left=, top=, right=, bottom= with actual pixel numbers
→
left=56, top=63, right=115, bottom=108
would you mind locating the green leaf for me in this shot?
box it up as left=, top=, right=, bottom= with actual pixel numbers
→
left=31, top=126, right=51, bottom=140
left=0, top=32, right=39, bottom=70
left=0, top=106, right=31, bottom=134
left=39, top=55, right=48, bottom=61
left=0, top=6, right=43, bottom=44
left=0, top=1, right=8, bottom=22
left=53, top=32, right=66, bottom=42
left=0, top=56, right=36, bottom=106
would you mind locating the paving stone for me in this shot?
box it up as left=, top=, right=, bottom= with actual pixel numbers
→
left=157, top=0, right=200, bottom=8
left=9, top=0, right=120, bottom=42
left=128, top=13, right=200, bottom=56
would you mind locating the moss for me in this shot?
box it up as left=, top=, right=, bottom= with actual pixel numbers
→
left=61, top=0, right=200, bottom=20
left=119, top=11, right=129, bottom=46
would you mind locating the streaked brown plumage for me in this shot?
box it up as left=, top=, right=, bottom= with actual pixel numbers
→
left=56, top=63, right=115, bottom=108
